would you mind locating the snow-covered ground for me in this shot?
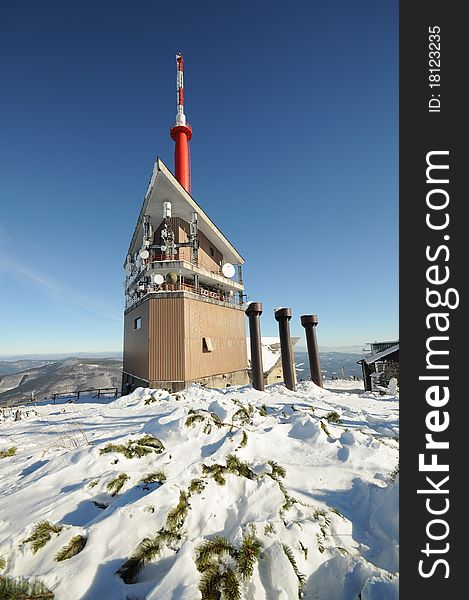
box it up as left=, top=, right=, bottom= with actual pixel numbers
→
left=0, top=381, right=399, bottom=599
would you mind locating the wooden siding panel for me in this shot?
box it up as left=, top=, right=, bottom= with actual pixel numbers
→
left=184, top=298, right=247, bottom=381
left=123, top=302, right=149, bottom=381
left=148, top=296, right=185, bottom=381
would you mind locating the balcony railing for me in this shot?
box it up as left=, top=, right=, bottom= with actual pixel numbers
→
left=125, top=280, right=242, bottom=311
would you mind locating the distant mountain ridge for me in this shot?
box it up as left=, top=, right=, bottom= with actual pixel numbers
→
left=0, top=351, right=363, bottom=407
left=0, top=351, right=122, bottom=361
left=295, top=351, right=363, bottom=380
left=0, top=358, right=122, bottom=406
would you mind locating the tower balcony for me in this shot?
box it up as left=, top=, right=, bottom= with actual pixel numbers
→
left=124, top=256, right=244, bottom=312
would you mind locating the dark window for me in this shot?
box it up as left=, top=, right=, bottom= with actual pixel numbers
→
left=202, top=337, right=213, bottom=352
left=134, top=317, right=142, bottom=330
left=210, top=247, right=215, bottom=257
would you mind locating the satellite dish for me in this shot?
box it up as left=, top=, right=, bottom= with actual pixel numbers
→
left=222, top=263, right=236, bottom=278
left=139, top=249, right=150, bottom=259
left=153, top=274, right=164, bottom=285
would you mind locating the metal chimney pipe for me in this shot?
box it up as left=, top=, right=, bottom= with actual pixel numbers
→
left=245, top=302, right=264, bottom=391
left=274, top=307, right=296, bottom=391
left=300, top=314, right=323, bottom=387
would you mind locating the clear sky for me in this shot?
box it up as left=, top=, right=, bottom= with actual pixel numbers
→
left=0, top=0, right=398, bottom=356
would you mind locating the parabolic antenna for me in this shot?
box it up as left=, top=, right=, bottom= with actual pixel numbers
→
left=166, top=272, right=178, bottom=285
left=222, top=263, right=236, bottom=278
left=153, top=274, right=164, bottom=285
left=139, top=249, right=150, bottom=259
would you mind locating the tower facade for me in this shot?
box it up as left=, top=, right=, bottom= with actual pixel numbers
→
left=122, top=56, right=248, bottom=392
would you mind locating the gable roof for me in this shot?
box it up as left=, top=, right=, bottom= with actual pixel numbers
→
left=359, top=343, right=399, bottom=365
left=125, top=158, right=244, bottom=265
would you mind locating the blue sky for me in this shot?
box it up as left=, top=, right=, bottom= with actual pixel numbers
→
left=0, top=0, right=398, bottom=355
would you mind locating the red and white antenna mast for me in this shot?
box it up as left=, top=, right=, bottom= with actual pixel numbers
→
left=170, top=53, right=192, bottom=193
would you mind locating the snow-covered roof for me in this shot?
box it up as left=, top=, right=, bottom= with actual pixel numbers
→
left=246, top=336, right=300, bottom=374
left=125, top=158, right=244, bottom=265
left=360, top=343, right=399, bottom=365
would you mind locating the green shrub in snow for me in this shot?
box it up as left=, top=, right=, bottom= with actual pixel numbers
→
left=196, top=532, right=262, bottom=600
left=324, top=411, right=341, bottom=423
left=140, top=469, right=167, bottom=485
left=99, top=435, right=165, bottom=459
left=0, top=447, right=17, bottom=459
left=106, top=473, right=129, bottom=496
left=55, top=535, right=87, bottom=562
left=282, top=544, right=306, bottom=595
left=188, top=478, right=206, bottom=494
left=23, top=521, right=63, bottom=554
left=0, top=575, right=54, bottom=599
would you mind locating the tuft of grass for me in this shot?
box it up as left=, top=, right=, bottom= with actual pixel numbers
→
left=220, top=568, right=241, bottom=600
left=317, top=535, right=325, bottom=553
left=320, top=421, right=331, bottom=437
left=239, top=431, right=248, bottom=448
left=116, top=529, right=181, bottom=583
left=0, top=576, right=54, bottom=599
left=0, top=556, right=5, bottom=570
left=259, top=404, right=267, bottom=417
left=195, top=536, right=238, bottom=572
left=299, top=541, right=308, bottom=560
left=185, top=412, right=206, bottom=428
left=92, top=500, right=108, bottom=510
left=199, top=454, right=257, bottom=484
left=99, top=436, right=164, bottom=459
left=198, top=564, right=224, bottom=600
left=267, top=460, right=286, bottom=479
left=55, top=535, right=87, bottom=562
left=23, top=521, right=63, bottom=554
left=282, top=544, right=306, bottom=594
left=236, top=532, right=262, bottom=581
left=140, top=469, right=167, bottom=485
left=196, top=533, right=262, bottom=600
left=264, top=522, right=276, bottom=536
left=324, top=411, right=341, bottom=423
left=209, top=413, right=223, bottom=428
left=231, top=406, right=253, bottom=425
left=144, top=395, right=158, bottom=405
left=313, top=508, right=331, bottom=526
left=116, top=537, right=163, bottom=584
left=264, top=460, right=296, bottom=512
left=99, top=443, right=134, bottom=459
left=185, top=410, right=223, bottom=434
left=0, top=447, right=17, bottom=459
left=201, top=462, right=227, bottom=485
left=165, top=491, right=190, bottom=531
left=87, top=480, right=98, bottom=489
left=225, top=454, right=256, bottom=480
left=106, top=473, right=129, bottom=496
left=136, top=435, right=165, bottom=452
left=188, top=478, right=206, bottom=495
